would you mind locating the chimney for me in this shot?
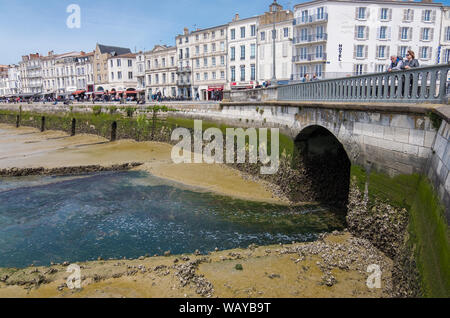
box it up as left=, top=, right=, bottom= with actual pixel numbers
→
left=184, top=27, right=189, bottom=35
left=234, top=13, right=240, bottom=21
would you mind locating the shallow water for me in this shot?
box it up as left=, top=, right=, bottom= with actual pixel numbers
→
left=0, top=171, right=345, bottom=268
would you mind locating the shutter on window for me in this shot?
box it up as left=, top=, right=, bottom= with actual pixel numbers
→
left=379, top=8, right=382, bottom=20
left=353, top=45, right=357, bottom=59
left=367, top=8, right=370, bottom=19
left=430, top=28, right=434, bottom=41
left=365, top=26, right=370, bottom=40
left=428, top=47, right=432, bottom=59
left=386, top=46, right=390, bottom=58
left=355, top=7, right=358, bottom=19
left=422, top=10, right=425, bottom=22
left=377, top=27, right=380, bottom=40
left=364, top=64, right=368, bottom=74
left=408, top=28, right=413, bottom=40
left=365, top=45, right=368, bottom=59
left=376, top=45, right=379, bottom=58
left=432, top=10, right=436, bottom=22
left=398, top=27, right=402, bottom=40
left=403, top=9, right=407, bottom=22
left=420, top=28, right=424, bottom=41
left=388, top=27, right=391, bottom=40
left=389, top=9, right=392, bottom=21
left=354, top=26, right=358, bottom=39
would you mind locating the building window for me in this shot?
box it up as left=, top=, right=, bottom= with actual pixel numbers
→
left=250, top=44, right=256, bottom=59
left=419, top=46, right=431, bottom=60
left=401, top=27, right=410, bottom=40
left=444, top=49, right=450, bottom=63
left=118, top=71, right=122, bottom=79
left=212, top=57, right=216, bottom=66
left=241, top=27, right=246, bottom=38
left=204, top=44, right=208, bottom=53
left=204, top=58, right=208, bottom=67
left=421, top=28, right=432, bottom=41
left=212, top=43, right=216, bottom=52
left=357, top=7, right=367, bottom=20
left=315, top=64, right=323, bottom=77
left=317, top=7, right=324, bottom=20
left=378, top=26, right=388, bottom=40
left=240, top=66, right=245, bottom=81
left=231, top=29, right=235, bottom=40
left=231, top=47, right=235, bottom=61
left=403, top=9, right=414, bottom=22
left=251, top=25, right=256, bottom=37
left=356, top=26, right=365, bottom=39
left=261, top=32, right=266, bottom=41
left=111, top=72, right=114, bottom=80
left=301, top=10, right=308, bottom=23
left=376, top=46, right=387, bottom=59
left=117, top=59, right=121, bottom=67
left=422, top=10, right=432, bottom=22
left=128, top=60, right=132, bottom=67
left=380, top=8, right=389, bottom=21
left=356, top=45, right=364, bottom=59
left=354, top=64, right=364, bottom=75
left=250, top=64, right=256, bottom=81
left=399, top=46, right=408, bottom=58
left=376, top=64, right=385, bottom=73
left=128, top=72, right=133, bottom=80
left=284, top=27, right=289, bottom=38
left=221, top=56, right=225, bottom=65
left=221, top=71, right=225, bottom=79
left=110, top=60, right=113, bottom=67
left=240, top=45, right=245, bottom=60
left=231, top=66, right=236, bottom=82
left=204, top=72, right=208, bottom=80
left=196, top=73, right=200, bottom=81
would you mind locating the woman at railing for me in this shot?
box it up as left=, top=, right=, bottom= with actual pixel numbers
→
left=401, top=50, right=420, bottom=97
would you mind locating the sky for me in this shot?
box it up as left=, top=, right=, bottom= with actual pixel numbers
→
left=0, top=0, right=449, bottom=65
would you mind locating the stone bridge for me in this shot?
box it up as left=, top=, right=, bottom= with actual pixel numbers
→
left=178, top=100, right=450, bottom=222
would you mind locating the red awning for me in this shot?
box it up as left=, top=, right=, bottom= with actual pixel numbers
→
left=72, top=90, right=86, bottom=95
left=208, top=86, right=224, bottom=91
left=124, top=90, right=137, bottom=94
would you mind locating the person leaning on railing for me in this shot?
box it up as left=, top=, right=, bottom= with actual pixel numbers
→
left=400, top=50, right=420, bottom=96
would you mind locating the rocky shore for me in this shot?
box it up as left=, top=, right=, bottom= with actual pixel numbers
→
left=0, top=163, right=143, bottom=177
left=0, top=232, right=393, bottom=298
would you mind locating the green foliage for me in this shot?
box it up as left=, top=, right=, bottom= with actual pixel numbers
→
left=427, top=112, right=443, bottom=131
left=109, top=106, right=117, bottom=115
left=92, top=106, right=102, bottom=116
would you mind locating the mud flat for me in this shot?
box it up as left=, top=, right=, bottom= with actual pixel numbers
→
left=0, top=232, right=393, bottom=298
left=0, top=124, right=282, bottom=203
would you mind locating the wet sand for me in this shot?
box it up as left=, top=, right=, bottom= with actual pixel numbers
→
left=0, top=232, right=393, bottom=298
left=0, top=124, right=282, bottom=203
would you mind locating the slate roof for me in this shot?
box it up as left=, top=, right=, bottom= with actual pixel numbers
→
left=98, top=44, right=132, bottom=56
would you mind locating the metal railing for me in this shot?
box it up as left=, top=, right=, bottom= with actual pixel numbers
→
left=278, top=64, right=450, bottom=104
left=293, top=33, right=328, bottom=44
left=293, top=13, right=328, bottom=25
left=292, top=53, right=327, bottom=62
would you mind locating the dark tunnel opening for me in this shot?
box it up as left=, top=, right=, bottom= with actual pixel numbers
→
left=292, top=125, right=351, bottom=211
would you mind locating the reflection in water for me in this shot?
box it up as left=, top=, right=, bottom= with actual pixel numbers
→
left=0, top=171, right=345, bottom=268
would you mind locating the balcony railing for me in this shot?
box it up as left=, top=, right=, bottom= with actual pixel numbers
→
left=176, top=66, right=192, bottom=74
left=293, top=13, right=328, bottom=26
left=292, top=53, right=327, bottom=62
left=278, top=64, right=450, bottom=104
left=293, top=33, right=328, bottom=44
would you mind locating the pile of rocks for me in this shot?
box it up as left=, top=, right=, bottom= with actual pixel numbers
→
left=174, top=258, right=214, bottom=298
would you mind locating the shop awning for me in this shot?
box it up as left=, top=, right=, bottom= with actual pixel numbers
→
left=208, top=86, right=224, bottom=91
left=72, top=90, right=86, bottom=95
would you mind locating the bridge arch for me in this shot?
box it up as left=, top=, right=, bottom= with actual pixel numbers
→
left=292, top=125, right=351, bottom=210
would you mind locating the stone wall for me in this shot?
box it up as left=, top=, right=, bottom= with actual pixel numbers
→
left=428, top=120, right=450, bottom=222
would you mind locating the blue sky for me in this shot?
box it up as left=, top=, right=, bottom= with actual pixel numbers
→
left=0, top=0, right=449, bottom=65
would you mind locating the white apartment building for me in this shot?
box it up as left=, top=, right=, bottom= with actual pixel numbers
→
left=440, top=6, right=450, bottom=63
left=136, top=52, right=146, bottom=96
left=176, top=28, right=193, bottom=98
left=228, top=14, right=259, bottom=90
left=19, top=53, right=42, bottom=96
left=74, top=52, right=95, bottom=94
left=53, top=52, right=82, bottom=98
left=41, top=52, right=57, bottom=97
left=191, top=24, right=228, bottom=100
left=0, top=66, right=8, bottom=97
left=145, top=45, right=178, bottom=99
left=6, top=65, right=21, bottom=96
left=293, top=0, right=445, bottom=80
left=107, top=53, right=138, bottom=95
left=258, top=1, right=294, bottom=83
